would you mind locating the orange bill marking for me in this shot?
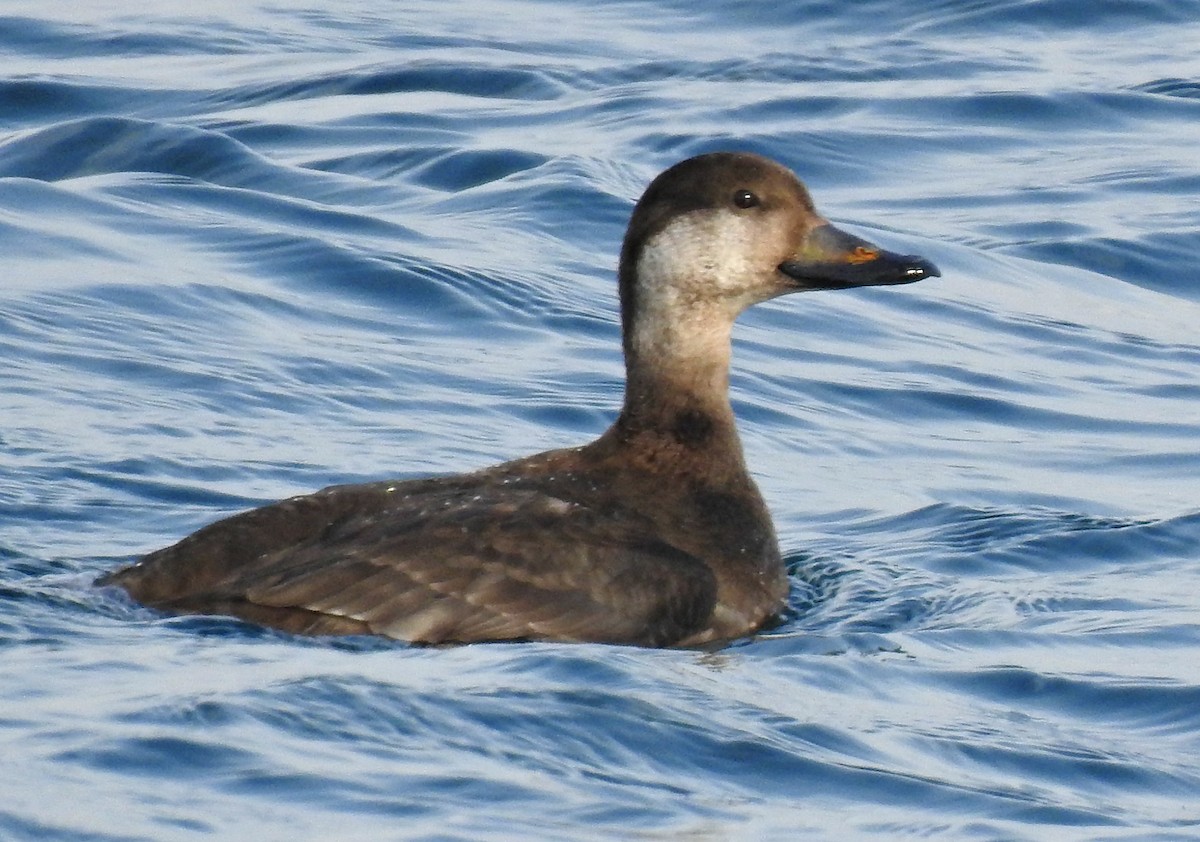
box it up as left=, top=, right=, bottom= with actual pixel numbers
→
left=846, top=246, right=879, bottom=264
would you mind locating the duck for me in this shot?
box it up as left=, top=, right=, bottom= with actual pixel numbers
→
left=98, top=151, right=939, bottom=647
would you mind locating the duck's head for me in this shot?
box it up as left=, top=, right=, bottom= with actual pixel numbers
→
left=617, top=152, right=939, bottom=359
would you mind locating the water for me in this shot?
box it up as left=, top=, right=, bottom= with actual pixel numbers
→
left=3, top=1, right=1199, bottom=839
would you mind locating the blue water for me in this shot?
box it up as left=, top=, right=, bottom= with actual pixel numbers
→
left=3, top=1, right=1199, bottom=839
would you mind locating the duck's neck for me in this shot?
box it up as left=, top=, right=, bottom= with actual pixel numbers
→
left=606, top=310, right=748, bottom=478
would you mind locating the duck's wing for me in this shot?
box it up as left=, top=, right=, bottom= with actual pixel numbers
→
left=108, top=484, right=718, bottom=647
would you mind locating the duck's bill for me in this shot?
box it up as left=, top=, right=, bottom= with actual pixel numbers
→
left=779, top=222, right=940, bottom=290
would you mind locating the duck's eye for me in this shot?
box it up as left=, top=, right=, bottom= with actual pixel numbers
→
left=732, top=189, right=759, bottom=210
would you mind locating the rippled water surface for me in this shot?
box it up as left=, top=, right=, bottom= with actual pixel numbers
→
left=3, top=1, right=1199, bottom=839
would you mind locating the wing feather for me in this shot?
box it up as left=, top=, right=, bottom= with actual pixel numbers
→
left=215, top=486, right=717, bottom=646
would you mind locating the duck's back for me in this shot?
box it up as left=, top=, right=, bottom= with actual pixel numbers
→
left=100, top=443, right=781, bottom=646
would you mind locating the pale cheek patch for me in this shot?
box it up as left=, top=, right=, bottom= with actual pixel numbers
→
left=630, top=212, right=765, bottom=361
left=636, top=211, right=760, bottom=304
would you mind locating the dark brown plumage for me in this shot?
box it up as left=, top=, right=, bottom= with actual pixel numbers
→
left=99, top=151, right=939, bottom=647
